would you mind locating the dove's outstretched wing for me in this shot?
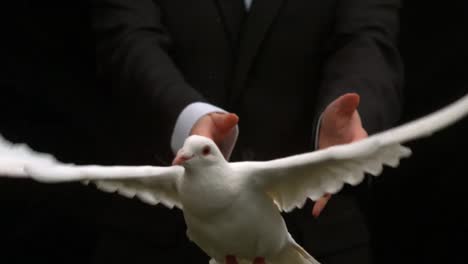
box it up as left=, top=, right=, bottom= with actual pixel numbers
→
left=234, top=93, right=468, bottom=212
left=0, top=136, right=184, bottom=209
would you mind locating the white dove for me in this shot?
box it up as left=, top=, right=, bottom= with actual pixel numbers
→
left=2, top=94, right=468, bottom=264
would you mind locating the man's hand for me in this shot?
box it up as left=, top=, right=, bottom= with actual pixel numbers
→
left=312, top=93, right=368, bottom=218
left=190, top=112, right=239, bottom=147
left=172, top=112, right=238, bottom=165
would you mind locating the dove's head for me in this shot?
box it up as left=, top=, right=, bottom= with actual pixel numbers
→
left=172, top=135, right=225, bottom=168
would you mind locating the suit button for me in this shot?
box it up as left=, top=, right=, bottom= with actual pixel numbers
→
left=242, top=149, right=255, bottom=161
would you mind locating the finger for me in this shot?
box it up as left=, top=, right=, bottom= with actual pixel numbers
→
left=312, top=193, right=332, bottom=218
left=191, top=120, right=214, bottom=138
left=321, top=93, right=360, bottom=132
left=335, top=93, right=360, bottom=116
left=211, top=113, right=239, bottom=133
left=209, top=113, right=239, bottom=143
left=190, top=115, right=216, bottom=139
left=352, top=127, right=368, bottom=142
left=190, top=113, right=239, bottom=148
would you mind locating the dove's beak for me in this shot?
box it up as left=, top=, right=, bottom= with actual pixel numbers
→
left=172, top=150, right=194, bottom=165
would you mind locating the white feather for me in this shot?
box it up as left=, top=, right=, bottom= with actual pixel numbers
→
left=0, top=136, right=184, bottom=209
left=1, top=93, right=468, bottom=264
left=231, top=94, right=468, bottom=213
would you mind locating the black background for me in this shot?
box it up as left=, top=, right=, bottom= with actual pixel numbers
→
left=371, top=1, right=468, bottom=263
left=0, top=1, right=467, bottom=263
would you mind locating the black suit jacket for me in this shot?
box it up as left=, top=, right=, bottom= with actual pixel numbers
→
left=91, top=0, right=404, bottom=260
left=93, top=0, right=403, bottom=160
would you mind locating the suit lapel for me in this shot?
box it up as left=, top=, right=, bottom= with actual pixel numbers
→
left=214, top=0, right=247, bottom=49
left=230, top=0, right=285, bottom=105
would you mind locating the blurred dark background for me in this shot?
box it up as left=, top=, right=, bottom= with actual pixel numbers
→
left=1, top=1, right=107, bottom=263
left=370, top=1, right=468, bottom=263
left=0, top=1, right=467, bottom=263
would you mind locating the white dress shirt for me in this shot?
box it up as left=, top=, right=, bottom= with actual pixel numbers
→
left=244, top=0, right=253, bottom=10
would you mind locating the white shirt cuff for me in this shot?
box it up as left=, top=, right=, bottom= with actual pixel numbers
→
left=171, top=102, right=239, bottom=160
left=314, top=113, right=324, bottom=149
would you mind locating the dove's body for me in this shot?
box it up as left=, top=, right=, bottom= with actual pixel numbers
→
left=180, top=163, right=289, bottom=262
left=2, top=94, right=468, bottom=263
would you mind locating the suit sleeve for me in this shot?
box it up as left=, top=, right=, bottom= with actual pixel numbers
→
left=92, top=0, right=205, bottom=151
left=315, top=0, right=404, bottom=135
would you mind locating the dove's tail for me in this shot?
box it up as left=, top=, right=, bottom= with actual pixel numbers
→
left=274, top=236, right=320, bottom=264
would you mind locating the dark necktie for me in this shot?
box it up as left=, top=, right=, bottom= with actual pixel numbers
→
left=218, top=0, right=247, bottom=45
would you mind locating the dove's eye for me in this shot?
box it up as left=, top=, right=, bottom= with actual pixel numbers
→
left=202, top=146, right=211, bottom=156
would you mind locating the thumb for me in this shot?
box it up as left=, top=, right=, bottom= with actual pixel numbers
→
left=319, top=93, right=362, bottom=149
left=332, top=93, right=360, bottom=118
left=210, top=113, right=239, bottom=134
